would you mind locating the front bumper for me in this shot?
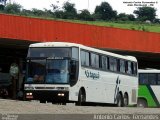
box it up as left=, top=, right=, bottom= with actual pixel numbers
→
left=24, top=90, right=69, bottom=102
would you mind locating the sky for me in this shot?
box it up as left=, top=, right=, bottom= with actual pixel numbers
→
left=11, top=0, right=160, bottom=18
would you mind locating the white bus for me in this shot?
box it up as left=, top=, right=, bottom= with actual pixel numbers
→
left=24, top=42, right=138, bottom=107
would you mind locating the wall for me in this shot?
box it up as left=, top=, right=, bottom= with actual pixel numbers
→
left=0, top=14, right=160, bottom=53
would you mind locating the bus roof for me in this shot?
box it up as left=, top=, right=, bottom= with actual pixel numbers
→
left=29, top=42, right=137, bottom=62
left=138, top=69, right=160, bottom=73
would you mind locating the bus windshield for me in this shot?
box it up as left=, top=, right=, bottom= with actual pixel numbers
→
left=46, top=59, right=69, bottom=84
left=26, top=59, right=69, bottom=84
left=26, top=59, right=46, bottom=83
left=27, top=47, right=71, bottom=58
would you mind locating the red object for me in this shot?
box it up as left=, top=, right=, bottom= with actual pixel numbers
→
left=0, top=14, right=160, bottom=53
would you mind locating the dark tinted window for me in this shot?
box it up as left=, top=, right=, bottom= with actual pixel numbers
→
left=139, top=73, right=157, bottom=85
left=158, top=74, right=160, bottom=85
left=148, top=74, right=157, bottom=85
left=109, top=57, right=117, bottom=72
left=139, top=74, right=148, bottom=84
left=72, top=47, right=79, bottom=60
left=127, top=61, right=132, bottom=74
left=81, top=50, right=89, bottom=66
left=91, top=53, right=99, bottom=68
left=101, top=56, right=108, bottom=70
left=28, top=48, right=71, bottom=58
left=120, top=60, right=125, bottom=73
left=133, top=62, right=137, bottom=75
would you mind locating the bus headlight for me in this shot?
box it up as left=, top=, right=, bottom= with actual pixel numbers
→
left=58, top=93, right=65, bottom=96
left=26, top=92, right=32, bottom=96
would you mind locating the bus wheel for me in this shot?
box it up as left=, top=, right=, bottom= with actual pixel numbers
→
left=116, top=93, right=123, bottom=107
left=137, top=99, right=147, bottom=108
left=123, top=94, right=129, bottom=107
left=76, top=90, right=86, bottom=106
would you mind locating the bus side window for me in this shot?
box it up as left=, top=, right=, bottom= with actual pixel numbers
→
left=101, top=56, right=108, bottom=70
left=139, top=74, right=148, bottom=85
left=133, top=63, right=137, bottom=75
left=91, top=53, right=99, bottom=68
left=70, top=60, right=78, bottom=86
left=148, top=74, right=156, bottom=85
left=125, top=61, right=128, bottom=74
left=128, top=61, right=132, bottom=74
left=117, top=59, right=120, bottom=72
left=120, top=59, right=125, bottom=73
left=131, top=62, right=135, bottom=75
left=157, top=74, right=160, bottom=85
left=125, top=61, right=132, bottom=75
left=109, top=57, right=117, bottom=72
left=81, top=50, right=89, bottom=66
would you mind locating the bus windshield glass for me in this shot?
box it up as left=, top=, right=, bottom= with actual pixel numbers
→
left=27, top=48, right=71, bottom=58
left=26, top=59, right=69, bottom=84
left=46, top=59, right=69, bottom=84
left=26, top=59, right=46, bottom=83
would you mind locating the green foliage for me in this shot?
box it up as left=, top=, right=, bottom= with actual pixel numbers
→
left=78, top=9, right=94, bottom=21
left=117, top=13, right=128, bottom=21
left=117, top=13, right=135, bottom=21
left=62, top=2, right=77, bottom=19
left=154, top=19, right=160, bottom=24
left=0, top=4, right=5, bottom=11
left=0, top=2, right=159, bottom=33
left=94, top=2, right=117, bottom=20
left=71, top=20, right=160, bottom=33
left=4, top=3, right=22, bottom=14
left=53, top=10, right=64, bottom=18
left=134, top=7, right=156, bottom=22
left=128, top=14, right=135, bottom=21
left=31, top=8, right=45, bottom=16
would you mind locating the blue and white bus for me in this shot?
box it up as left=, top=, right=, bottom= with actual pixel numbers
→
left=24, top=42, right=138, bottom=107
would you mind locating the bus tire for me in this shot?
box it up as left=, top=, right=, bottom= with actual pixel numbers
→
left=123, top=93, right=129, bottom=107
left=116, top=93, right=123, bottom=107
left=137, top=98, right=148, bottom=108
left=76, top=89, right=86, bottom=106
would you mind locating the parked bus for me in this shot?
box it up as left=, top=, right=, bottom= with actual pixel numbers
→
left=138, top=69, right=160, bottom=107
left=24, top=42, right=138, bottom=107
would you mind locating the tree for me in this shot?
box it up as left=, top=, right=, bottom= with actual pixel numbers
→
left=117, top=13, right=128, bottom=21
left=78, top=9, right=93, bottom=21
left=62, top=1, right=77, bottom=19
left=21, top=9, right=33, bottom=16
left=127, top=14, right=135, bottom=21
left=53, top=10, right=64, bottom=18
left=0, top=4, right=5, bottom=10
left=154, top=18, right=160, bottom=24
left=43, top=9, right=54, bottom=18
left=134, top=7, right=156, bottom=22
left=117, top=13, right=135, bottom=21
left=94, top=2, right=117, bottom=20
left=4, top=3, right=22, bottom=14
left=31, top=8, right=45, bottom=16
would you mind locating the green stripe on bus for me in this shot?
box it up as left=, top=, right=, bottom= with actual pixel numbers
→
left=138, top=85, right=157, bottom=107
left=147, top=85, right=160, bottom=107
